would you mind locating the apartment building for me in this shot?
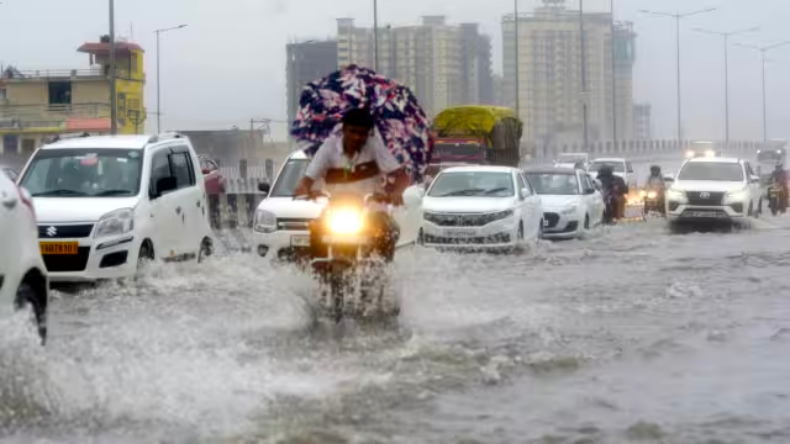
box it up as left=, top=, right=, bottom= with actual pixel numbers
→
left=286, top=40, right=339, bottom=124
left=502, top=0, right=636, bottom=144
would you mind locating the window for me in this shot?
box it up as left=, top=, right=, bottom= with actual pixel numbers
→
left=48, top=81, right=72, bottom=106
left=150, top=150, right=172, bottom=196
left=21, top=139, right=36, bottom=154
left=170, top=152, right=195, bottom=189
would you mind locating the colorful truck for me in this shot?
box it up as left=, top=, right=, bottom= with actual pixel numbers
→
left=429, top=106, right=523, bottom=175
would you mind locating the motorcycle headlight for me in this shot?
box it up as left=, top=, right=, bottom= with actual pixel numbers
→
left=640, top=190, right=647, bottom=197
left=326, top=208, right=364, bottom=235
left=94, top=208, right=135, bottom=239
left=254, top=209, right=277, bottom=233
left=647, top=191, right=658, bottom=199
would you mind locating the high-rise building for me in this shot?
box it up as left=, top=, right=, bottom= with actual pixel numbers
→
left=502, top=0, right=636, bottom=144
left=286, top=40, right=339, bottom=124
left=335, top=16, right=494, bottom=117
left=633, top=103, right=652, bottom=140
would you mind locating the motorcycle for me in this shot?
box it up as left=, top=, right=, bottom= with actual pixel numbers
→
left=300, top=191, right=400, bottom=324
left=767, top=182, right=788, bottom=216
left=640, top=188, right=665, bottom=217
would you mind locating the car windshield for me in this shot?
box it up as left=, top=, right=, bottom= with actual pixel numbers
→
left=588, top=161, right=625, bottom=172
left=678, top=162, right=744, bottom=182
left=428, top=171, right=514, bottom=197
left=19, top=149, right=143, bottom=197
left=525, top=173, right=579, bottom=195
left=269, top=159, right=325, bottom=197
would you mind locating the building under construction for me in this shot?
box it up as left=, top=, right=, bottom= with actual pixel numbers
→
left=502, top=0, right=636, bottom=145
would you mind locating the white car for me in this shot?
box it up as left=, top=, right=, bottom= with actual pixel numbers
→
left=0, top=172, right=48, bottom=341
left=523, top=167, right=604, bottom=239
left=588, top=157, right=637, bottom=189
left=17, top=133, right=214, bottom=282
left=666, top=157, right=762, bottom=226
left=420, top=165, right=543, bottom=249
left=252, top=150, right=424, bottom=262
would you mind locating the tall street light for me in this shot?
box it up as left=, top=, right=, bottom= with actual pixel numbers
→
left=694, top=26, right=759, bottom=146
left=514, top=0, right=520, bottom=118
left=155, top=24, right=188, bottom=133
left=373, top=0, right=379, bottom=71
left=735, top=40, right=790, bottom=142
left=580, top=0, right=589, bottom=153
left=109, top=0, right=117, bottom=135
left=640, top=7, right=717, bottom=143
left=610, top=0, right=617, bottom=143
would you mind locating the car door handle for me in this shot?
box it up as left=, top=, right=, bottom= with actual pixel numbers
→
left=175, top=206, right=182, bottom=214
left=1, top=197, right=17, bottom=210
left=196, top=200, right=201, bottom=207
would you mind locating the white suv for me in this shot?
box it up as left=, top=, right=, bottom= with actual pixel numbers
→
left=17, top=133, right=214, bottom=282
left=0, top=172, right=48, bottom=341
left=666, top=157, right=762, bottom=226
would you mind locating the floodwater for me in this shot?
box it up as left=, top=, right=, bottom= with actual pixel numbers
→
left=2, top=216, right=790, bottom=443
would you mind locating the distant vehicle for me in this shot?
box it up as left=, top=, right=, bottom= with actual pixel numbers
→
left=523, top=167, right=604, bottom=239
left=666, top=157, right=762, bottom=227
left=1, top=164, right=19, bottom=182
left=587, top=158, right=637, bottom=189
left=685, top=141, right=720, bottom=159
left=420, top=165, right=542, bottom=249
left=0, top=171, right=48, bottom=342
left=17, top=133, right=215, bottom=282
left=198, top=155, right=226, bottom=194
left=431, top=106, right=523, bottom=168
left=553, top=153, right=590, bottom=169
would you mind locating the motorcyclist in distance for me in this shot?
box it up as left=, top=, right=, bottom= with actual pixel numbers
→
left=770, top=163, right=789, bottom=212
left=294, top=108, right=411, bottom=261
left=597, top=165, right=628, bottom=224
left=644, top=165, right=666, bottom=214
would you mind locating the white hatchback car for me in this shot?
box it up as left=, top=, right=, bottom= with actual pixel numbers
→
left=0, top=172, right=48, bottom=341
left=523, top=167, right=604, bottom=239
left=17, top=133, right=214, bottom=282
left=420, top=165, right=543, bottom=249
left=666, top=157, right=762, bottom=226
left=252, top=150, right=424, bottom=262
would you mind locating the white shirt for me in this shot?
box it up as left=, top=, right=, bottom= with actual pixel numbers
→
left=304, top=132, right=401, bottom=197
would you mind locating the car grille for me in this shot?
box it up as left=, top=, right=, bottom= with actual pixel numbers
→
left=38, top=224, right=94, bottom=239
left=43, top=247, right=91, bottom=272
left=543, top=212, right=560, bottom=228
left=424, top=233, right=511, bottom=245
left=424, top=212, right=509, bottom=227
left=276, top=218, right=312, bottom=231
left=686, top=191, right=725, bottom=206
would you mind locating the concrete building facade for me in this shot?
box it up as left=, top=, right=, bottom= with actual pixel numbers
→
left=286, top=40, right=339, bottom=124
left=0, top=36, right=146, bottom=158
left=502, top=0, right=635, bottom=145
left=633, top=103, right=652, bottom=140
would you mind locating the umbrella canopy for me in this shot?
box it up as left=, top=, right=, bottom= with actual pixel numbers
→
left=290, top=65, right=433, bottom=182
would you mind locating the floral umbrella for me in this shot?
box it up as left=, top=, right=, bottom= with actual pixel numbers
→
left=290, top=64, right=434, bottom=183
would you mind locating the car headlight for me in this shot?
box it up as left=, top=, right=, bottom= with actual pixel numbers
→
left=254, top=209, right=277, bottom=233
left=705, top=150, right=716, bottom=157
left=667, top=189, right=686, bottom=201
left=726, top=189, right=749, bottom=202
left=560, top=206, right=578, bottom=215
left=685, top=150, right=696, bottom=159
left=326, top=208, right=364, bottom=235
left=94, top=208, right=134, bottom=239
left=640, top=190, right=647, bottom=197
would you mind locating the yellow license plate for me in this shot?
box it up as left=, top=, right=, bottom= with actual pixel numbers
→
left=40, top=242, right=79, bottom=255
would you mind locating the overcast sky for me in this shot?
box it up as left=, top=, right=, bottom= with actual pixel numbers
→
left=1, top=0, right=789, bottom=142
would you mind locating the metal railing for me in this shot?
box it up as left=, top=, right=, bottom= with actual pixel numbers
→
left=5, top=68, right=140, bottom=81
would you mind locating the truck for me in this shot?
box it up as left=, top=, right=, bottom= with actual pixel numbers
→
left=429, top=106, right=523, bottom=176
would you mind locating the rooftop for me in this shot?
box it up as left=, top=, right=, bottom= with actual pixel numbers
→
left=42, top=135, right=155, bottom=150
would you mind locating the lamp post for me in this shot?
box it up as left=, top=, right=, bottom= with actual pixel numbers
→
left=514, top=0, right=520, bottom=118
left=735, top=40, right=790, bottom=142
left=155, top=24, right=188, bottom=133
left=694, top=27, right=759, bottom=146
left=580, top=0, right=589, bottom=153
left=640, top=7, right=717, bottom=143
left=610, top=0, right=617, bottom=143
left=109, top=0, right=117, bottom=135
left=373, top=0, right=379, bottom=71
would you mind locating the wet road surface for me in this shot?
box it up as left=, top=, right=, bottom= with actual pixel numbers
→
left=2, top=215, right=790, bottom=443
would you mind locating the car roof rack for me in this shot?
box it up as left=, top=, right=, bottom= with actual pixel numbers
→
left=148, top=132, right=183, bottom=144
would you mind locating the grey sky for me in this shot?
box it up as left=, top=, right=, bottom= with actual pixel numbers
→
left=1, top=0, right=789, bottom=142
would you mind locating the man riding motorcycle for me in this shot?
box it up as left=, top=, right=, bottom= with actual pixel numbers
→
left=769, top=163, right=789, bottom=214
left=294, top=108, right=411, bottom=262
left=643, top=165, right=666, bottom=215
left=597, top=165, right=629, bottom=224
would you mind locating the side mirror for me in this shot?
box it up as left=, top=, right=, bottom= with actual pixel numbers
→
left=520, top=188, right=529, bottom=199
left=258, top=181, right=271, bottom=194
left=154, top=176, right=177, bottom=198
left=201, top=168, right=211, bottom=175
left=584, top=188, right=596, bottom=195
left=750, top=175, right=760, bottom=184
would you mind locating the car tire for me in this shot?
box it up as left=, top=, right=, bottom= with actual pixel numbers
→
left=137, top=241, right=154, bottom=272
left=517, top=223, right=524, bottom=242
left=748, top=202, right=754, bottom=217
left=15, top=279, right=46, bottom=344
left=417, top=228, right=424, bottom=246
left=537, top=220, right=544, bottom=240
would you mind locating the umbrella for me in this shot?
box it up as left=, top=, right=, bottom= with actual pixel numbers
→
left=290, top=64, right=434, bottom=182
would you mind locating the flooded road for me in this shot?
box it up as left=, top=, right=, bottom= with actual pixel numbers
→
left=2, top=216, right=790, bottom=443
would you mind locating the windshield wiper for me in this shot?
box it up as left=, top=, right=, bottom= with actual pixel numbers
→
left=93, top=189, right=134, bottom=197
left=439, top=188, right=487, bottom=197
left=483, top=187, right=511, bottom=195
left=31, top=189, right=87, bottom=197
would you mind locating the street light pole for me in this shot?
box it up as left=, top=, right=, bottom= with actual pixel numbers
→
left=580, top=0, right=589, bottom=153
left=610, top=0, right=617, bottom=143
left=514, top=0, right=520, bottom=118
left=373, top=0, right=379, bottom=71
left=109, top=0, right=117, bottom=135
left=694, top=27, right=759, bottom=147
left=154, top=24, right=187, bottom=133
left=735, top=40, right=790, bottom=142
left=640, top=8, right=717, bottom=144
